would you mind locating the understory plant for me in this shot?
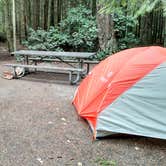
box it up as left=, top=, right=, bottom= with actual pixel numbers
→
left=113, top=12, right=140, bottom=51
left=23, top=5, right=98, bottom=52
left=23, top=27, right=67, bottom=51
left=60, top=5, right=98, bottom=51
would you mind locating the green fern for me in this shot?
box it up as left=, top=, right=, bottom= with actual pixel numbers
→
left=99, top=0, right=165, bottom=18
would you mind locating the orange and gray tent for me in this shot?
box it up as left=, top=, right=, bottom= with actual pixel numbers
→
left=73, top=46, right=166, bottom=139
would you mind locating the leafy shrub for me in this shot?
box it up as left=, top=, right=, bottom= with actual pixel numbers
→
left=113, top=12, right=140, bottom=51
left=24, top=5, right=98, bottom=52
left=94, top=48, right=111, bottom=60
left=23, top=27, right=68, bottom=51
left=95, top=158, right=117, bottom=166
left=60, top=5, right=98, bottom=51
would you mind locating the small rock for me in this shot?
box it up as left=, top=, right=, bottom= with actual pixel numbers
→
left=77, top=162, right=83, bottom=166
left=48, top=157, right=54, bottom=160
left=37, top=158, right=43, bottom=165
left=2, top=149, right=7, bottom=153
left=61, top=118, right=66, bottom=121
left=67, top=140, right=71, bottom=143
left=135, top=146, right=140, bottom=151
left=48, top=121, right=53, bottom=124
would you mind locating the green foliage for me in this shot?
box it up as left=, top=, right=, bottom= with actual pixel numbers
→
left=134, top=0, right=162, bottom=18
left=24, top=5, right=98, bottom=52
left=23, top=27, right=67, bottom=51
left=113, top=12, right=139, bottom=51
left=94, top=49, right=110, bottom=60
left=99, top=0, right=164, bottom=18
left=60, top=5, right=98, bottom=51
left=95, top=158, right=117, bottom=166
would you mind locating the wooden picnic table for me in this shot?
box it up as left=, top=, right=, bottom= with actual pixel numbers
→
left=13, top=50, right=96, bottom=69
left=6, top=50, right=97, bottom=84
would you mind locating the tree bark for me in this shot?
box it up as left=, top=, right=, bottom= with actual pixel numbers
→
left=92, top=0, right=96, bottom=16
left=47, top=0, right=52, bottom=29
left=57, top=0, right=62, bottom=24
left=164, top=17, right=166, bottom=47
left=12, top=0, right=16, bottom=51
left=20, top=0, right=26, bottom=41
left=4, top=0, right=13, bottom=51
left=96, top=5, right=117, bottom=53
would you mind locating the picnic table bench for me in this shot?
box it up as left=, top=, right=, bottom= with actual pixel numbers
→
left=5, top=50, right=97, bottom=84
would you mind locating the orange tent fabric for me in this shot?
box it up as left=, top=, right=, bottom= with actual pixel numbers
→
left=73, top=46, right=166, bottom=138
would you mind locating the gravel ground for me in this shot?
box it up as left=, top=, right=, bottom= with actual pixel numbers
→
left=0, top=52, right=166, bottom=166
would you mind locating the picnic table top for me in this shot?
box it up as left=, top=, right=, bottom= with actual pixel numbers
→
left=12, top=50, right=96, bottom=59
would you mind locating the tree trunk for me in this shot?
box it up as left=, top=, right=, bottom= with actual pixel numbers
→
left=5, top=2, right=13, bottom=51
left=39, top=0, right=45, bottom=29
left=92, top=0, right=96, bottom=16
left=20, top=0, right=26, bottom=42
left=57, top=0, right=62, bottom=24
left=164, top=17, right=166, bottom=47
left=12, top=0, right=16, bottom=51
left=46, top=0, right=52, bottom=29
left=96, top=5, right=117, bottom=53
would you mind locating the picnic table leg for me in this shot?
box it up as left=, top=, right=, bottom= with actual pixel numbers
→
left=24, top=55, right=29, bottom=65
left=87, top=63, right=90, bottom=74
left=34, top=61, right=37, bottom=72
left=69, top=71, right=81, bottom=85
left=79, top=59, right=83, bottom=69
left=24, top=55, right=30, bottom=73
left=13, top=66, right=17, bottom=78
left=69, top=72, right=72, bottom=83
left=78, top=59, right=86, bottom=78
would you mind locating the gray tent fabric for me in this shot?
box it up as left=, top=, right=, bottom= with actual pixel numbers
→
left=96, top=62, right=166, bottom=139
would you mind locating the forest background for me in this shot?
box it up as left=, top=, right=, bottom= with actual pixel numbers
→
left=0, top=0, right=166, bottom=60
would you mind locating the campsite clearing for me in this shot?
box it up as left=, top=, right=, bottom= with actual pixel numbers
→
left=0, top=53, right=166, bottom=166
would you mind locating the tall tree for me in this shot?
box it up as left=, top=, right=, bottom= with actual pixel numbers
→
left=97, top=7, right=117, bottom=52
left=4, top=0, right=13, bottom=51
left=12, top=0, right=16, bottom=51
left=98, top=0, right=166, bottom=50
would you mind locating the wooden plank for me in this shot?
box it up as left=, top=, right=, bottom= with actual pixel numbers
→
left=4, top=63, right=83, bottom=85
left=29, top=57, right=99, bottom=64
left=4, top=64, right=85, bottom=72
left=12, top=50, right=96, bottom=58
left=84, top=60, right=99, bottom=64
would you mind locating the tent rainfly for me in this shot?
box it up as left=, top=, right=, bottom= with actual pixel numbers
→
left=73, top=46, right=166, bottom=139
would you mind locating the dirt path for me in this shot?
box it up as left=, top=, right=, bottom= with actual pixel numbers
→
left=0, top=52, right=166, bottom=166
